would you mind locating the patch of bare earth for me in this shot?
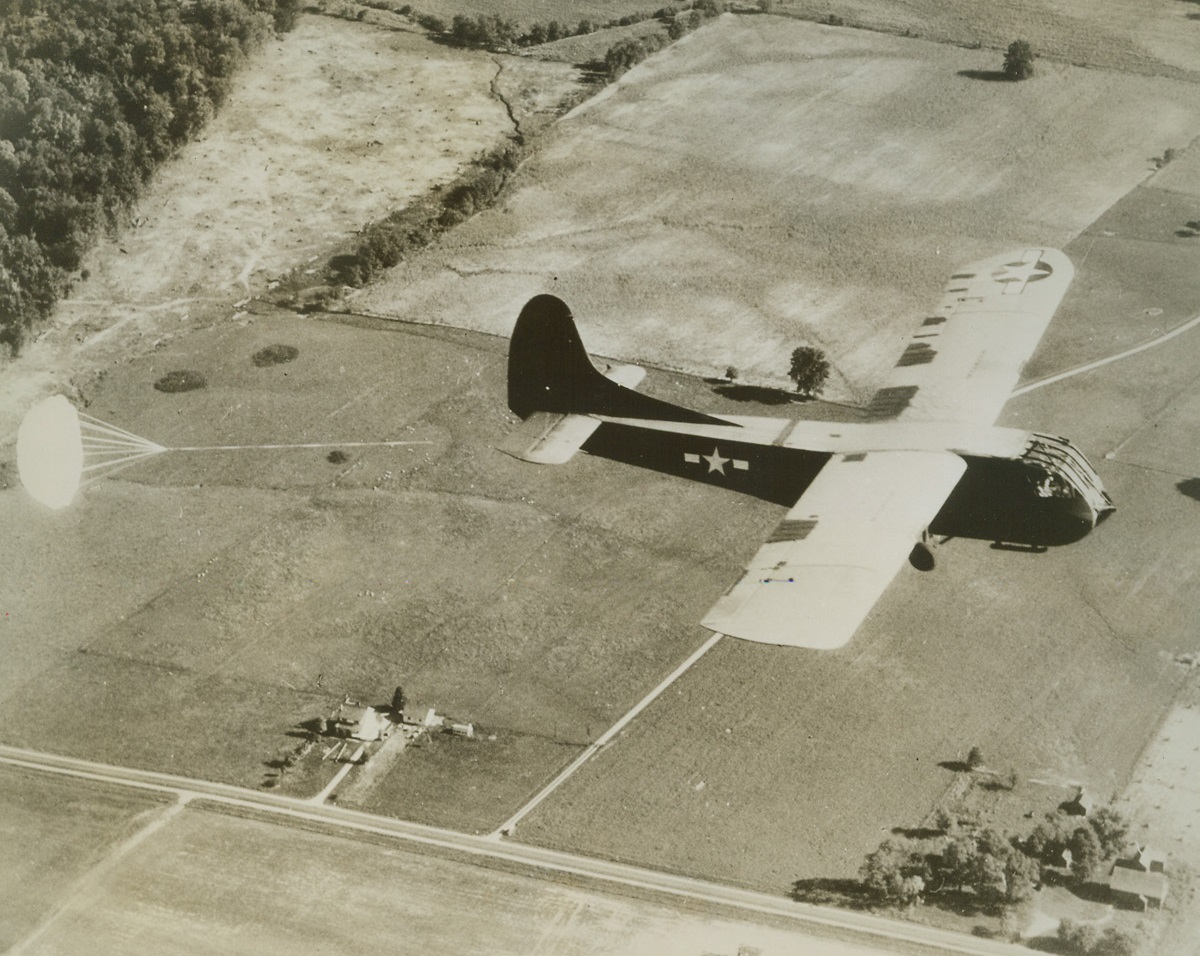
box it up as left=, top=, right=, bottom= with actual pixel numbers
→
left=349, top=15, right=1200, bottom=402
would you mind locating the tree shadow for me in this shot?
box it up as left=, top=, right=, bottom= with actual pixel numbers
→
left=711, top=383, right=799, bottom=404
left=891, top=825, right=945, bottom=840
left=957, top=69, right=1011, bottom=82
left=923, top=888, right=996, bottom=918
left=1025, top=938, right=1070, bottom=954
left=1069, top=880, right=1112, bottom=903
left=1177, top=477, right=1200, bottom=501
left=576, top=59, right=609, bottom=81
left=285, top=717, right=326, bottom=739
left=789, top=877, right=875, bottom=909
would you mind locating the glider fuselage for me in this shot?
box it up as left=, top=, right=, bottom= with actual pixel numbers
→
left=580, top=415, right=1112, bottom=547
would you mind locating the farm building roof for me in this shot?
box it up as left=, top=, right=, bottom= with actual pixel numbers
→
left=1107, top=865, right=1168, bottom=904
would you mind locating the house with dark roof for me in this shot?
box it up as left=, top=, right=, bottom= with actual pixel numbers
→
left=1107, top=846, right=1168, bottom=910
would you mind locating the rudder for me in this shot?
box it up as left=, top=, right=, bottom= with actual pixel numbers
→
left=507, top=295, right=726, bottom=426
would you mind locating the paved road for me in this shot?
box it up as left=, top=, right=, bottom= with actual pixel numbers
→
left=0, top=744, right=1027, bottom=956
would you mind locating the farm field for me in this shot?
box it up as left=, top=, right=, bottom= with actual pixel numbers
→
left=773, top=0, right=1200, bottom=80
left=0, top=768, right=171, bottom=952
left=0, top=311, right=788, bottom=819
left=0, top=771, right=890, bottom=956
left=511, top=147, right=1200, bottom=904
left=350, top=14, right=1200, bottom=401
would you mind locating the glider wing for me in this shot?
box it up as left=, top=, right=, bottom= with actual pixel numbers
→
left=701, top=449, right=967, bottom=648
left=869, top=248, right=1073, bottom=425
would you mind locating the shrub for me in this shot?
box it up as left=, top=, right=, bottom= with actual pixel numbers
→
left=251, top=344, right=299, bottom=367
left=154, top=370, right=208, bottom=393
left=1003, top=40, right=1035, bottom=80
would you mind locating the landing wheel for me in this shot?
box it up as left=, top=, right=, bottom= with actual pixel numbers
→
left=909, top=531, right=937, bottom=571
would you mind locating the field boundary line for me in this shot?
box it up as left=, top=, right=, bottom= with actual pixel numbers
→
left=1012, top=311, right=1200, bottom=398
left=0, top=745, right=1030, bottom=955
left=9, top=795, right=189, bottom=955
left=490, top=631, right=724, bottom=839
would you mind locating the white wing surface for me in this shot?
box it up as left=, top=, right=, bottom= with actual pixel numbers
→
left=702, top=450, right=966, bottom=648
left=868, top=248, right=1073, bottom=425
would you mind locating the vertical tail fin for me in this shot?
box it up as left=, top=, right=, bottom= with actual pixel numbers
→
left=507, top=295, right=725, bottom=425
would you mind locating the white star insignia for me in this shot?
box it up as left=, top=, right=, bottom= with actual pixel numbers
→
left=703, top=447, right=729, bottom=474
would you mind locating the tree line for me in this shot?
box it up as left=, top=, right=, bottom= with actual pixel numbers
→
left=861, top=803, right=1133, bottom=908
left=309, top=0, right=727, bottom=297
left=855, top=802, right=1143, bottom=952
left=0, top=0, right=302, bottom=354
left=397, top=0, right=725, bottom=81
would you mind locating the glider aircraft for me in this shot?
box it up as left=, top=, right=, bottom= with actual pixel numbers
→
left=505, top=249, right=1113, bottom=649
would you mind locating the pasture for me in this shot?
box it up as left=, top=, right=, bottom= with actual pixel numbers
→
left=351, top=15, right=1200, bottom=402
left=0, top=311, right=785, bottom=817
left=773, top=0, right=1200, bottom=80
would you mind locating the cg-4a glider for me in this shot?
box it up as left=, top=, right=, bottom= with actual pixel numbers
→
left=504, top=249, right=1113, bottom=649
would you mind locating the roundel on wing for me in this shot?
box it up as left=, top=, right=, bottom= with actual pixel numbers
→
left=990, top=259, right=1053, bottom=287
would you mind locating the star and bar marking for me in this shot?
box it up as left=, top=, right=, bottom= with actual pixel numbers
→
left=991, top=255, right=1052, bottom=295
left=684, top=447, right=749, bottom=475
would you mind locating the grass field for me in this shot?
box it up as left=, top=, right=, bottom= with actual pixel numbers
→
left=507, top=138, right=1200, bottom=902
left=350, top=15, right=1200, bottom=401
left=0, top=777, right=879, bottom=956
left=0, top=312, right=785, bottom=812
left=0, top=768, right=171, bottom=951
left=772, top=0, right=1200, bottom=80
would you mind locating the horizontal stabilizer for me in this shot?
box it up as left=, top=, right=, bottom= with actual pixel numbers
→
left=503, top=364, right=646, bottom=464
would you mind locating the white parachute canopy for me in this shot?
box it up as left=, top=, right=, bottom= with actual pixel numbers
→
left=18, top=395, right=83, bottom=509
left=17, top=396, right=166, bottom=510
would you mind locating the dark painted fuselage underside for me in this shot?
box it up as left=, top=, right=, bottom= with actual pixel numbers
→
left=582, top=421, right=1098, bottom=548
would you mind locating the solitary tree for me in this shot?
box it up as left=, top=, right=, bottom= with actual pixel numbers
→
left=1003, top=40, right=1035, bottom=80
left=788, top=346, right=830, bottom=397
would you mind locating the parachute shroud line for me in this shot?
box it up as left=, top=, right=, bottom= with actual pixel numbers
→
left=17, top=395, right=429, bottom=510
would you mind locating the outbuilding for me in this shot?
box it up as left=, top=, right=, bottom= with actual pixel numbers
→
left=1107, top=847, right=1168, bottom=910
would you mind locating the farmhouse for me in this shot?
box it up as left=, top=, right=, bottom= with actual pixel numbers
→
left=330, top=698, right=390, bottom=742
left=1107, top=846, right=1169, bottom=910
